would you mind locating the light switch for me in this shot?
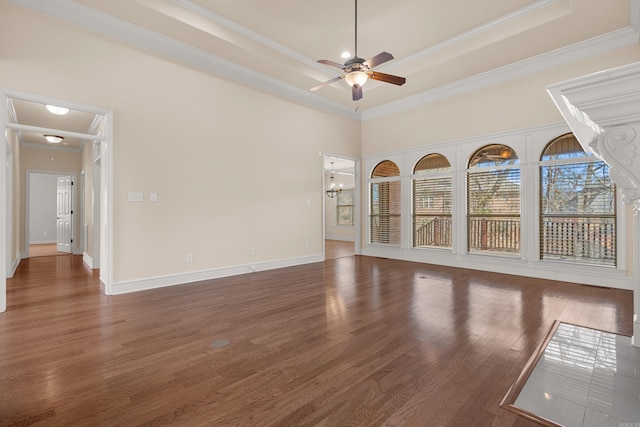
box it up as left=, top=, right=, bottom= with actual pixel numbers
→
left=150, top=193, right=158, bottom=202
left=128, top=192, right=143, bottom=202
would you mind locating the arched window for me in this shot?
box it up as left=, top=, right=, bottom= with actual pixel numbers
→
left=467, top=144, right=520, bottom=255
left=540, top=133, right=616, bottom=265
left=412, top=154, right=452, bottom=248
left=370, top=161, right=400, bottom=245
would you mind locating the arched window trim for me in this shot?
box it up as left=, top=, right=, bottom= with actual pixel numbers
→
left=370, top=160, right=400, bottom=179
left=413, top=153, right=451, bottom=175
left=468, top=144, right=520, bottom=169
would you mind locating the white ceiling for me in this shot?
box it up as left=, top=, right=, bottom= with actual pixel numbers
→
left=5, top=0, right=640, bottom=151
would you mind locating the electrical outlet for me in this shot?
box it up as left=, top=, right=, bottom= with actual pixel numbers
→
left=186, top=254, right=193, bottom=263
left=250, top=248, right=256, bottom=256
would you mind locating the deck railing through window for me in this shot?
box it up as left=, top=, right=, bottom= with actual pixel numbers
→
left=414, top=216, right=452, bottom=247
left=468, top=216, right=520, bottom=254
left=541, top=216, right=616, bottom=265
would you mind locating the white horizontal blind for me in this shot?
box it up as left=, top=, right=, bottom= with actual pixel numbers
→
left=412, top=176, right=452, bottom=248
left=370, top=181, right=401, bottom=245
left=467, top=168, right=521, bottom=254
left=540, top=161, right=615, bottom=265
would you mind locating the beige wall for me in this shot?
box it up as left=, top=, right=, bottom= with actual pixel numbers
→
left=361, top=47, right=640, bottom=155
left=0, top=3, right=360, bottom=283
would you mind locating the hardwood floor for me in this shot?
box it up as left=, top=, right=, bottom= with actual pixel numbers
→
left=0, top=255, right=633, bottom=426
left=325, top=239, right=355, bottom=259
left=28, top=243, right=68, bottom=258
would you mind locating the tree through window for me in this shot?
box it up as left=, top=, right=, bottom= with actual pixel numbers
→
left=540, top=133, right=616, bottom=266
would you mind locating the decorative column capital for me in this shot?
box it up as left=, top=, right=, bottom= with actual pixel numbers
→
left=592, top=125, right=640, bottom=210
left=548, top=61, right=640, bottom=212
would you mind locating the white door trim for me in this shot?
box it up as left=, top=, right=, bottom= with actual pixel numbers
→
left=0, top=89, right=114, bottom=313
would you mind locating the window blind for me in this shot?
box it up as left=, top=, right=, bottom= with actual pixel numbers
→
left=370, top=181, right=401, bottom=245
left=412, top=176, right=452, bottom=248
left=467, top=168, right=520, bottom=254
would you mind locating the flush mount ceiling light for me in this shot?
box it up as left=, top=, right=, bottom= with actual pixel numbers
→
left=45, top=104, right=69, bottom=115
left=44, top=134, right=64, bottom=144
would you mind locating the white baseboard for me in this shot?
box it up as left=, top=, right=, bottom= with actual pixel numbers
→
left=83, top=252, right=94, bottom=269
left=360, top=245, right=635, bottom=290
left=111, top=254, right=324, bottom=295
left=29, top=240, right=56, bottom=244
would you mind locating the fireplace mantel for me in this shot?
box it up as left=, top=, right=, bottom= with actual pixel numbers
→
left=547, top=61, right=640, bottom=347
left=547, top=62, right=640, bottom=211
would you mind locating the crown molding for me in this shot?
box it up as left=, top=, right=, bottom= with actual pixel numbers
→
left=174, top=0, right=332, bottom=76
left=7, top=0, right=640, bottom=122
left=7, top=0, right=360, bottom=121
left=381, top=0, right=564, bottom=73
left=362, top=26, right=640, bottom=121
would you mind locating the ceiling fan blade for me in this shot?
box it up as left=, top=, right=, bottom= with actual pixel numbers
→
left=317, top=59, right=345, bottom=69
left=363, top=52, right=394, bottom=69
left=310, top=76, right=343, bottom=92
left=352, top=85, right=363, bottom=101
left=369, top=71, right=406, bottom=86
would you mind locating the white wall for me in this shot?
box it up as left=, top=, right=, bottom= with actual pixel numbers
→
left=28, top=172, right=59, bottom=244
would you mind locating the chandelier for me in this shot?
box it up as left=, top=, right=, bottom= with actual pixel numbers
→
left=326, top=162, right=343, bottom=198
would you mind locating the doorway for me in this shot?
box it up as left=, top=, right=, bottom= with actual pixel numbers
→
left=323, top=154, right=359, bottom=259
left=0, top=89, right=114, bottom=312
left=26, top=172, right=75, bottom=257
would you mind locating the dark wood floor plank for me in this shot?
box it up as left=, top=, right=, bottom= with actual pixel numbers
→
left=0, top=255, right=633, bottom=426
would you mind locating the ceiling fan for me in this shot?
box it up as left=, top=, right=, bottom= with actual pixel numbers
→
left=310, top=0, right=406, bottom=101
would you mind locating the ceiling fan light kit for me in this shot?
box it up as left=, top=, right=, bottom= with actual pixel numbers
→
left=311, top=0, right=406, bottom=101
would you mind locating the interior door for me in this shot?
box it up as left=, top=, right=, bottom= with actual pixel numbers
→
left=56, top=175, right=72, bottom=253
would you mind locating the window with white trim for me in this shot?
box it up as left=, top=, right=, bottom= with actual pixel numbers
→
left=336, top=189, right=354, bottom=226
left=412, top=154, right=452, bottom=248
left=467, top=144, right=520, bottom=255
left=370, top=160, right=401, bottom=245
left=540, top=133, right=616, bottom=266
